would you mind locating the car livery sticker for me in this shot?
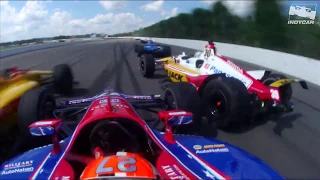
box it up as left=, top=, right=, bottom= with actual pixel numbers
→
left=209, top=66, right=253, bottom=88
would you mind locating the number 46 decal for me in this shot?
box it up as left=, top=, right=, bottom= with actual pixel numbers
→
left=96, top=156, right=137, bottom=174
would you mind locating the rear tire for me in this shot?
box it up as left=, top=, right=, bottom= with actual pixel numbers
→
left=53, top=64, right=73, bottom=95
left=18, top=86, right=56, bottom=133
left=134, top=44, right=144, bottom=55
left=161, top=45, right=171, bottom=57
left=164, top=83, right=206, bottom=135
left=140, top=54, right=155, bottom=77
left=202, top=77, right=251, bottom=129
left=13, top=86, right=56, bottom=156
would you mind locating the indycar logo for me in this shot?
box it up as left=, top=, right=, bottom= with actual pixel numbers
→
left=166, top=69, right=183, bottom=81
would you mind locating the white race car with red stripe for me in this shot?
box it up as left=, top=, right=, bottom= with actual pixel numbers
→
left=139, top=42, right=308, bottom=128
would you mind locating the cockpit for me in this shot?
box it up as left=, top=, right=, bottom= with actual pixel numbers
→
left=66, top=117, right=162, bottom=179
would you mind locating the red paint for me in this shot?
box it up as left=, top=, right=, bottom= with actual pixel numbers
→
left=51, top=96, right=205, bottom=179
left=185, top=53, right=281, bottom=102
left=51, top=160, right=75, bottom=180
left=186, top=75, right=208, bottom=92
left=216, top=54, right=279, bottom=101
left=205, top=44, right=215, bottom=49
left=163, top=126, right=175, bottom=144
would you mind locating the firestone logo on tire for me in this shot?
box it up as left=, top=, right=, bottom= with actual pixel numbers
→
left=288, top=4, right=317, bottom=25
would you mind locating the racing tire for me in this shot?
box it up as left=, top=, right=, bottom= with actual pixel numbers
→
left=14, top=86, right=56, bottom=155
left=140, top=54, right=155, bottom=77
left=18, top=86, right=56, bottom=134
left=53, top=64, right=73, bottom=95
left=161, top=45, right=172, bottom=57
left=202, top=77, right=251, bottom=129
left=261, top=73, right=292, bottom=104
left=164, top=82, right=206, bottom=134
left=134, top=44, right=144, bottom=56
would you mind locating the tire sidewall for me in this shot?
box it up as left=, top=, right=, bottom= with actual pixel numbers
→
left=140, top=54, right=155, bottom=77
left=202, top=77, right=251, bottom=129
left=53, top=64, right=73, bottom=95
left=17, top=86, right=56, bottom=133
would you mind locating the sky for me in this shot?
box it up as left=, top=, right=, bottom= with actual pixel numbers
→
left=0, top=0, right=319, bottom=43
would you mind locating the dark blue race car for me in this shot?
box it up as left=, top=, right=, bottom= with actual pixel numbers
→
left=134, top=40, right=171, bottom=58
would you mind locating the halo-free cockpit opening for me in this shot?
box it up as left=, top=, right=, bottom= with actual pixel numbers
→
left=67, top=118, right=162, bottom=179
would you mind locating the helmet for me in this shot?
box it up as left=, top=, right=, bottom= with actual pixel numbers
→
left=80, top=152, right=158, bottom=180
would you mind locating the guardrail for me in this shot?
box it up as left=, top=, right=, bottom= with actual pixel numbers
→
left=131, top=37, right=320, bottom=86
left=0, top=38, right=104, bottom=59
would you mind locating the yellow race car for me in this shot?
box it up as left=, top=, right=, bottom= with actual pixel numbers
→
left=0, top=64, right=73, bottom=138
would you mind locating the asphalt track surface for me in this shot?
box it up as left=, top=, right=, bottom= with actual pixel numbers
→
left=1, top=39, right=320, bottom=179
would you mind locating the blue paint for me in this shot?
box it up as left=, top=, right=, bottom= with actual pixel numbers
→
left=30, top=126, right=55, bottom=136
left=168, top=115, right=193, bottom=125
left=143, top=41, right=164, bottom=52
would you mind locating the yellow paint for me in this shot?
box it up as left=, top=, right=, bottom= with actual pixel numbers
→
left=0, top=70, right=53, bottom=129
left=163, top=64, right=200, bottom=83
left=269, top=79, right=297, bottom=87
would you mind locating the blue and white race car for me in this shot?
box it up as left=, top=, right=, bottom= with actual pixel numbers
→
left=134, top=40, right=171, bottom=58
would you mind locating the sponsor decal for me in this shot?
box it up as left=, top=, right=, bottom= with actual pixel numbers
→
left=35, top=121, right=53, bottom=125
left=209, top=66, right=252, bottom=88
left=99, top=99, right=107, bottom=104
left=114, top=104, right=129, bottom=108
left=196, top=148, right=229, bottom=154
left=226, top=60, right=243, bottom=73
left=1, top=167, right=34, bottom=175
left=90, top=104, right=106, bottom=111
left=161, top=165, right=189, bottom=180
left=204, top=63, right=210, bottom=69
left=1, top=160, right=35, bottom=175
left=55, top=176, right=70, bottom=180
left=203, top=144, right=225, bottom=149
left=127, top=95, right=152, bottom=100
left=68, top=98, right=94, bottom=105
left=193, top=145, right=202, bottom=150
left=110, top=99, right=120, bottom=103
left=109, top=92, right=120, bottom=96
left=4, top=160, right=34, bottom=170
left=165, top=69, right=183, bottom=81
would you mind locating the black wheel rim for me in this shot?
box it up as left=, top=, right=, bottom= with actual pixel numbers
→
left=208, top=90, right=228, bottom=118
